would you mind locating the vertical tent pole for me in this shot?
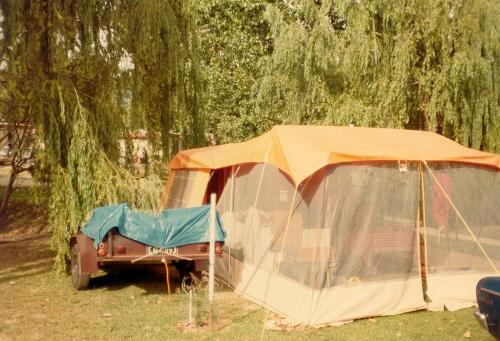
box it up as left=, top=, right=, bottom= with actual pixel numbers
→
left=228, top=166, right=235, bottom=285
left=251, top=163, right=267, bottom=261
left=260, top=186, right=299, bottom=341
left=253, top=144, right=272, bottom=208
left=251, top=147, right=272, bottom=263
left=253, top=163, right=267, bottom=207
left=208, top=193, right=216, bottom=332
left=418, top=162, right=429, bottom=299
left=307, top=173, right=328, bottom=324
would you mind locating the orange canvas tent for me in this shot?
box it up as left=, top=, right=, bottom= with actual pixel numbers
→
left=164, top=125, right=500, bottom=325
left=169, top=125, right=499, bottom=184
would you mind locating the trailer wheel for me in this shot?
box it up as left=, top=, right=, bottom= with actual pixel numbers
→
left=71, top=244, right=90, bottom=290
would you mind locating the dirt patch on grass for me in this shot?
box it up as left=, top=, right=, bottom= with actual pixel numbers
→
left=0, top=232, right=53, bottom=282
left=0, top=186, right=46, bottom=239
left=174, top=318, right=231, bottom=333
left=0, top=187, right=51, bottom=282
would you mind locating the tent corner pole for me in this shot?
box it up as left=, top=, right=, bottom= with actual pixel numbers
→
left=260, top=185, right=299, bottom=341
left=228, top=165, right=236, bottom=286
left=418, top=161, right=429, bottom=301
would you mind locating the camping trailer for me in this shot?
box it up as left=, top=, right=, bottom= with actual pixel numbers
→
left=162, top=125, right=500, bottom=326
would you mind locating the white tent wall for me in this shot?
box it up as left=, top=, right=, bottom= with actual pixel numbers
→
left=215, top=162, right=428, bottom=325
left=423, top=163, right=500, bottom=311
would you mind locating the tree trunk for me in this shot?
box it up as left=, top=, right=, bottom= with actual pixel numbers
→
left=436, top=111, right=444, bottom=135
left=479, top=106, right=488, bottom=151
left=0, top=166, right=17, bottom=219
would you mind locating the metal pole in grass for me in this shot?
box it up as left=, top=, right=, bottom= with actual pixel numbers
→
left=208, top=193, right=216, bottom=332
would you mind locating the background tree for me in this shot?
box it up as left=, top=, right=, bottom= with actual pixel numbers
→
left=0, top=120, right=36, bottom=218
left=198, top=0, right=272, bottom=143
left=253, top=0, right=500, bottom=151
left=0, top=0, right=203, bottom=270
left=0, top=0, right=499, bottom=272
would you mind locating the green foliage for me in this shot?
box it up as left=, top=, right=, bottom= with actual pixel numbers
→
left=1, top=0, right=499, bottom=271
left=45, top=92, right=163, bottom=268
left=253, top=0, right=500, bottom=151
left=0, top=0, right=200, bottom=271
left=198, top=0, right=272, bottom=143
left=122, top=0, right=205, bottom=151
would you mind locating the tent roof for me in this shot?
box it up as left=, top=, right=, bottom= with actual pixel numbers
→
left=169, top=125, right=500, bottom=185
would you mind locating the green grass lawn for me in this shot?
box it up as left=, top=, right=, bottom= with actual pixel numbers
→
left=0, top=233, right=492, bottom=341
left=0, top=270, right=492, bottom=340
left=0, top=187, right=494, bottom=340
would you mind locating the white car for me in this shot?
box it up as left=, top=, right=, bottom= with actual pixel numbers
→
left=0, top=145, right=10, bottom=165
left=0, top=145, right=10, bottom=157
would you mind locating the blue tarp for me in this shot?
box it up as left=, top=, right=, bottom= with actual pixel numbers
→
left=81, top=204, right=226, bottom=249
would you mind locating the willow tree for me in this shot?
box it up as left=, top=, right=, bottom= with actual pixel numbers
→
left=254, top=0, right=500, bottom=152
left=0, top=0, right=203, bottom=270
left=197, top=0, right=271, bottom=143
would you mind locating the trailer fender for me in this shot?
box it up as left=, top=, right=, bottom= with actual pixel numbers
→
left=70, top=234, right=98, bottom=274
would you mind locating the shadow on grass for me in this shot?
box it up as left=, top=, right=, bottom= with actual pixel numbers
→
left=0, top=263, right=52, bottom=284
left=0, top=251, right=52, bottom=285
left=0, top=231, right=53, bottom=284
left=0, top=186, right=47, bottom=237
left=89, top=265, right=183, bottom=295
left=87, top=265, right=233, bottom=297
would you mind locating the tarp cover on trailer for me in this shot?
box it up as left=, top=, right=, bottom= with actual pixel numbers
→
left=82, top=204, right=226, bottom=248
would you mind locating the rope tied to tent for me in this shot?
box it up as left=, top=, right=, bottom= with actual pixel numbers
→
left=422, top=161, right=499, bottom=275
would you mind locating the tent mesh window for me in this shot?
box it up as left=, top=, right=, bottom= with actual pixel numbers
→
left=218, top=163, right=295, bottom=270
left=421, top=162, right=500, bottom=308
left=165, top=170, right=198, bottom=208
left=424, top=162, right=500, bottom=274
left=218, top=162, right=421, bottom=289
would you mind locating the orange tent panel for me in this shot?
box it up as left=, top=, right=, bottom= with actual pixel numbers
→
left=169, top=125, right=500, bottom=185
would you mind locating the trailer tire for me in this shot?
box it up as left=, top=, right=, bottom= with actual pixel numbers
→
left=71, top=244, right=90, bottom=290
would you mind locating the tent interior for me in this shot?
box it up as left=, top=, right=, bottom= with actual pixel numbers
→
left=162, top=126, right=500, bottom=326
